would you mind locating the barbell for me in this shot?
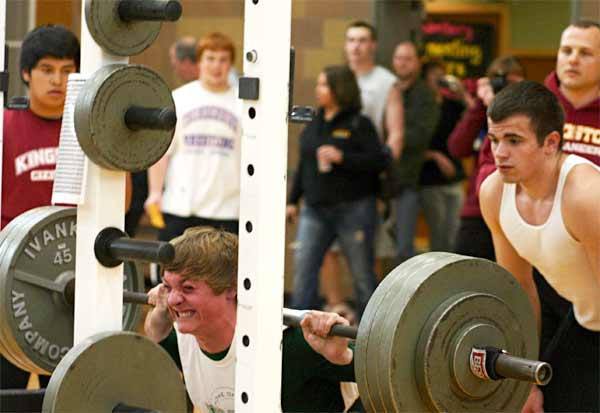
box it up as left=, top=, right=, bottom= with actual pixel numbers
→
left=0, top=206, right=550, bottom=412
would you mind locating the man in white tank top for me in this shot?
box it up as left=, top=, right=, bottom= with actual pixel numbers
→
left=480, top=81, right=600, bottom=413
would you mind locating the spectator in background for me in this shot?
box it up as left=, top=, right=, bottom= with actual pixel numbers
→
left=385, top=41, right=439, bottom=264
left=126, top=36, right=201, bottom=237
left=448, top=55, right=525, bottom=261
left=316, top=21, right=401, bottom=321
left=286, top=65, right=389, bottom=318
left=169, top=36, right=200, bottom=84
left=417, top=60, right=467, bottom=252
left=1, top=25, right=79, bottom=389
left=145, top=32, right=242, bottom=240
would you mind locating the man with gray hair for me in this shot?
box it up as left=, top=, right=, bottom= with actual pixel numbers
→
left=169, top=36, right=199, bottom=83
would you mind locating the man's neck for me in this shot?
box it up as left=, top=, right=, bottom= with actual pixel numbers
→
left=396, top=75, right=417, bottom=92
left=559, top=84, right=600, bottom=109
left=28, top=100, right=62, bottom=120
left=349, top=60, right=375, bottom=77
left=195, top=312, right=236, bottom=354
left=518, top=153, right=566, bottom=201
left=201, top=79, right=230, bottom=93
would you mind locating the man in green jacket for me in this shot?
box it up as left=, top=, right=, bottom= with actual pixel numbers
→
left=386, top=41, right=440, bottom=263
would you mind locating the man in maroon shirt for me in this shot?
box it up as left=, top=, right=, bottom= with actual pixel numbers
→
left=447, top=56, right=525, bottom=261
left=1, top=25, right=79, bottom=229
left=1, top=24, right=79, bottom=389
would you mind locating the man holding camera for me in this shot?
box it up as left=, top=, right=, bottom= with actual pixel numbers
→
left=448, top=56, right=525, bottom=261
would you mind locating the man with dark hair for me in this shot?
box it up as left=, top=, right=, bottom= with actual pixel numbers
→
left=480, top=81, right=599, bottom=413
left=169, top=36, right=199, bottom=84
left=524, top=20, right=600, bottom=413
left=145, top=227, right=361, bottom=412
left=1, top=24, right=79, bottom=389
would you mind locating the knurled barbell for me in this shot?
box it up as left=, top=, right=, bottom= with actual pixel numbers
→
left=0, top=207, right=551, bottom=412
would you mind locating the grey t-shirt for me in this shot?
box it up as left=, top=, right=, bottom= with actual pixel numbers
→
left=357, top=65, right=396, bottom=140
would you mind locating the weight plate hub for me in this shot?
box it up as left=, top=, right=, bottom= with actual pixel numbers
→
left=0, top=207, right=143, bottom=374
left=357, top=252, right=537, bottom=413
left=42, top=331, right=188, bottom=413
left=75, top=64, right=175, bottom=172
left=85, top=0, right=161, bottom=56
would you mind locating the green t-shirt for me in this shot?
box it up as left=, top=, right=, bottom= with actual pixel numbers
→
left=159, top=327, right=356, bottom=412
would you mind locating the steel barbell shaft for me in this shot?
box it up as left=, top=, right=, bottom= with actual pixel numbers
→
left=283, top=308, right=358, bottom=339
left=124, top=106, right=177, bottom=131
left=118, top=0, right=182, bottom=22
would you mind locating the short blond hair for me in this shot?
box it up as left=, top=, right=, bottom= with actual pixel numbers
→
left=164, top=227, right=238, bottom=295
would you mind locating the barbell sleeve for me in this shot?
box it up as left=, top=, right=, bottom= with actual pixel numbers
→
left=123, top=291, right=150, bottom=305
left=118, top=0, right=182, bottom=22
left=124, top=106, right=177, bottom=131
left=494, top=351, right=553, bottom=386
left=95, top=227, right=175, bottom=268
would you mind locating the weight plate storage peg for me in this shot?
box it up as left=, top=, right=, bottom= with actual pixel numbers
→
left=356, top=252, right=539, bottom=412
left=0, top=207, right=144, bottom=374
left=85, top=0, right=182, bottom=56
left=75, top=64, right=176, bottom=172
left=42, top=331, right=187, bottom=413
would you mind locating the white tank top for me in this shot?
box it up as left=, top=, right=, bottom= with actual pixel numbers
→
left=500, top=154, right=600, bottom=331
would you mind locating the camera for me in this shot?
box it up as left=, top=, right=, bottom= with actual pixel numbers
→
left=437, top=75, right=462, bottom=93
left=490, top=73, right=508, bottom=94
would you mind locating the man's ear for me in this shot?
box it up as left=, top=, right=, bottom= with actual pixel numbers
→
left=225, top=287, right=237, bottom=301
left=543, top=131, right=561, bottom=154
left=21, top=70, right=31, bottom=84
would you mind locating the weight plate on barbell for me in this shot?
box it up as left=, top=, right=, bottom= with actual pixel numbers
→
left=368, top=252, right=537, bottom=412
left=0, top=206, right=144, bottom=374
left=84, top=0, right=161, bottom=56
left=414, top=292, right=527, bottom=411
left=0, top=207, right=54, bottom=373
left=356, top=255, right=424, bottom=412
left=42, top=331, right=188, bottom=413
left=75, top=64, right=175, bottom=172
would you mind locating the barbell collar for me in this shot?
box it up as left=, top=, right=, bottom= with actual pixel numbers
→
left=117, top=0, right=182, bottom=22
left=95, top=227, right=175, bottom=268
left=124, top=106, right=177, bottom=132
left=494, top=351, right=553, bottom=386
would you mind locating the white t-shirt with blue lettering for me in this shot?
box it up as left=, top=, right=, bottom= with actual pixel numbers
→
left=162, top=81, right=242, bottom=220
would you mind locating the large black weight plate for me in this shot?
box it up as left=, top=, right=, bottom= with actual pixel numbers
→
left=74, top=64, right=175, bottom=172
left=85, top=0, right=161, bottom=56
left=42, top=331, right=187, bottom=413
left=367, top=252, right=537, bottom=412
left=0, top=207, right=144, bottom=374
